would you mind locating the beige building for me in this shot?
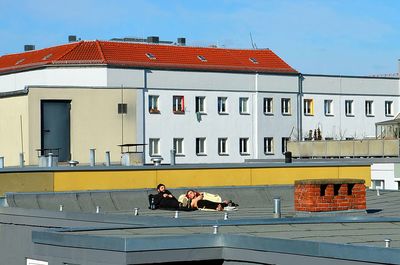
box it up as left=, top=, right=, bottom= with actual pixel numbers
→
left=0, top=87, right=138, bottom=166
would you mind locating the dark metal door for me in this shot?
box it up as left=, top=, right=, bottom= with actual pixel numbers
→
left=41, top=100, right=71, bottom=161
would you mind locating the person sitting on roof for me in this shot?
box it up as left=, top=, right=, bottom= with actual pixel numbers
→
left=150, top=184, right=180, bottom=210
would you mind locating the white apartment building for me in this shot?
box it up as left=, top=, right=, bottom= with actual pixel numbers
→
left=0, top=39, right=398, bottom=166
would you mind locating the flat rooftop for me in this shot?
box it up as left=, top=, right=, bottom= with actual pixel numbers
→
left=1, top=187, right=400, bottom=264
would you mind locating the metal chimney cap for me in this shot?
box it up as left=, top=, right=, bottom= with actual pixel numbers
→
left=68, top=35, right=77, bottom=43
left=24, top=45, right=35, bottom=51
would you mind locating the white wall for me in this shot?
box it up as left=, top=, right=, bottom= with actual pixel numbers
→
left=144, top=89, right=254, bottom=164
left=302, top=75, right=399, bottom=140
left=0, top=67, right=108, bottom=92
left=302, top=75, right=399, bottom=95
left=371, top=163, right=398, bottom=190
left=147, top=70, right=255, bottom=91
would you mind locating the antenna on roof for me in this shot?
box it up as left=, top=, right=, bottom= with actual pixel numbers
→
left=249, top=32, right=257, bottom=49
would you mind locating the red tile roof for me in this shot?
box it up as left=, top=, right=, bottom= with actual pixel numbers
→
left=0, top=40, right=297, bottom=74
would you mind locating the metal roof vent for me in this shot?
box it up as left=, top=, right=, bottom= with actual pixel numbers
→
left=177, top=37, right=186, bottom=46
left=147, top=36, right=159, bottom=44
left=24, top=45, right=35, bottom=51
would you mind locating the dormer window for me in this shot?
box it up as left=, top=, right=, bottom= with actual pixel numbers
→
left=146, top=53, right=156, bottom=60
left=197, top=55, right=207, bottom=62
left=42, top=53, right=53, bottom=60
left=249, top=57, right=258, bottom=64
left=15, top=58, right=25, bottom=65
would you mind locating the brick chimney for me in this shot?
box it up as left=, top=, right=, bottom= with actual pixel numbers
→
left=295, top=179, right=366, bottom=212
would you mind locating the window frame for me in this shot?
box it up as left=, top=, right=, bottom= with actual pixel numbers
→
left=281, top=98, right=291, bottom=115
left=239, top=97, right=249, bottom=114
left=195, top=137, right=206, bottom=156
left=195, top=96, right=206, bottom=114
left=239, top=138, right=250, bottom=155
left=263, top=97, right=273, bottom=115
left=172, top=95, right=185, bottom=114
left=264, top=137, right=274, bottom=155
left=324, top=99, right=333, bottom=116
left=218, top=138, right=228, bottom=155
left=365, top=100, right=374, bottom=117
left=281, top=137, right=290, bottom=154
left=173, top=138, right=184, bottom=156
left=148, top=95, right=160, bottom=113
left=217, top=97, right=228, bottom=114
left=149, top=138, right=160, bottom=157
left=385, top=100, right=394, bottom=116
left=345, top=100, right=354, bottom=116
left=303, top=98, right=314, bottom=116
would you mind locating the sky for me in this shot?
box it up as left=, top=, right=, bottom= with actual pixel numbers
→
left=1, top=0, right=400, bottom=76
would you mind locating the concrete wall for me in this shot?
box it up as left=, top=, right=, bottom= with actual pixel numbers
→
left=371, top=163, right=398, bottom=190
left=0, top=172, right=54, bottom=195
left=0, top=67, right=108, bottom=92
left=26, top=87, right=138, bottom=165
left=302, top=75, right=399, bottom=95
left=0, top=95, right=29, bottom=166
left=0, top=164, right=370, bottom=195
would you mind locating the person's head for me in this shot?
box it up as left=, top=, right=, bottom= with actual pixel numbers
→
left=186, top=189, right=196, bottom=199
left=157, top=184, right=166, bottom=192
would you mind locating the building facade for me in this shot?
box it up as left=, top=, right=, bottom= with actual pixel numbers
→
left=0, top=40, right=398, bottom=166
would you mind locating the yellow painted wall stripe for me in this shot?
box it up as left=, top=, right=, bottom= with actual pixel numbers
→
left=0, top=165, right=371, bottom=195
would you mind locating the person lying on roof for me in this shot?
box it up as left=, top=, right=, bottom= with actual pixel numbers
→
left=183, top=189, right=238, bottom=211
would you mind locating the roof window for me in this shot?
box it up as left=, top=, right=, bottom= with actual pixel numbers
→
left=197, top=55, right=207, bottom=62
left=15, top=58, right=25, bottom=65
left=42, top=54, right=53, bottom=60
left=146, top=53, right=156, bottom=60
left=249, top=57, right=258, bottom=64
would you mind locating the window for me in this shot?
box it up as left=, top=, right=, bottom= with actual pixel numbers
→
left=149, top=138, right=160, bottom=156
left=324, top=100, right=333, bottom=116
left=218, top=97, right=228, bottom=114
left=239, top=97, right=249, bottom=114
left=218, top=138, right=228, bottom=155
left=239, top=138, right=249, bottom=155
left=281, top=137, right=289, bottom=153
left=345, top=100, right=354, bottom=116
left=195, top=96, right=206, bottom=113
left=385, top=101, right=394, bottom=116
left=196, top=138, right=206, bottom=155
left=365, top=100, right=374, bottom=116
left=197, top=55, right=207, bottom=62
left=42, top=53, right=52, bottom=60
left=303, top=99, right=314, bottom=116
left=149, top=95, right=159, bottom=113
left=264, top=137, right=274, bottom=154
left=263, top=98, right=273, bottom=115
left=372, top=180, right=384, bottom=190
left=173, top=96, right=185, bottom=113
left=146, top=53, right=156, bottom=60
left=281, top=98, right=291, bottom=115
left=249, top=57, right=258, bottom=64
left=173, top=138, right=184, bottom=156
left=15, top=58, right=25, bottom=65
left=117, top=103, right=127, bottom=114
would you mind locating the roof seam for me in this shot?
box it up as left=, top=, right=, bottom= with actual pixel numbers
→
left=96, top=40, right=106, bottom=63
left=54, top=41, right=84, bottom=63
